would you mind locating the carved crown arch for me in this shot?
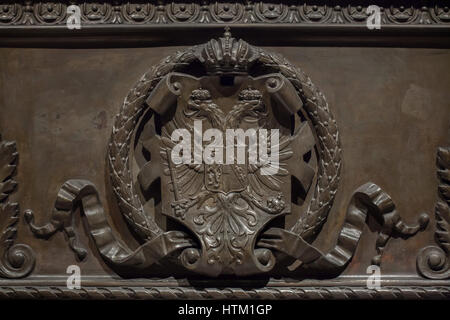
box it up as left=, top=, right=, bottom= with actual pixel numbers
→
left=108, top=29, right=341, bottom=276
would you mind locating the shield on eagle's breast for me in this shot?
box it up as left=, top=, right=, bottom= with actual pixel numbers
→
left=204, top=164, right=249, bottom=194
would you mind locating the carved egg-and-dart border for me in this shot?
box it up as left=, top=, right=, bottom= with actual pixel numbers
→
left=1, top=2, right=450, bottom=26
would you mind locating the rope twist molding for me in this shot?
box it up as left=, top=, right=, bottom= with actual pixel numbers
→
left=1, top=285, right=450, bottom=300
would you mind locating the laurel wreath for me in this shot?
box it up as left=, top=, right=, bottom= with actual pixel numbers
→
left=108, top=42, right=341, bottom=243
left=254, top=49, right=342, bottom=241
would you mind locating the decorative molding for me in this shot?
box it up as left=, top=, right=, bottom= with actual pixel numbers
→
left=0, top=2, right=450, bottom=48
left=0, top=285, right=450, bottom=300
left=1, top=276, right=450, bottom=299
left=0, top=135, right=35, bottom=279
left=0, top=0, right=450, bottom=48
left=417, top=146, right=450, bottom=279
left=0, top=2, right=449, bottom=26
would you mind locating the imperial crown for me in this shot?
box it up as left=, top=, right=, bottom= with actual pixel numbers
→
left=196, top=27, right=258, bottom=75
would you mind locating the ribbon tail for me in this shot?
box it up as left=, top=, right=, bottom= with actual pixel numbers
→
left=258, top=182, right=428, bottom=274
left=25, top=179, right=194, bottom=268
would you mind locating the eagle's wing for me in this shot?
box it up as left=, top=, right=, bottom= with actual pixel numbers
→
left=159, top=119, right=205, bottom=201
left=247, top=120, right=316, bottom=198
left=136, top=114, right=205, bottom=203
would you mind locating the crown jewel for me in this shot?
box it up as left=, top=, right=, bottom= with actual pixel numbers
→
left=239, top=87, right=262, bottom=101
left=190, top=88, right=211, bottom=101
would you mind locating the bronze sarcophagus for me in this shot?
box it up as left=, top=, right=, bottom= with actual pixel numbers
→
left=0, top=1, right=450, bottom=300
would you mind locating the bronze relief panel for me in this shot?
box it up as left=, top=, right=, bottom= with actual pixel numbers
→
left=0, top=2, right=450, bottom=300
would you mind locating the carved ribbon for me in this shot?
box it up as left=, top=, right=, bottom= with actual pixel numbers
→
left=25, top=179, right=193, bottom=267
left=258, top=182, right=429, bottom=274
left=22, top=180, right=429, bottom=275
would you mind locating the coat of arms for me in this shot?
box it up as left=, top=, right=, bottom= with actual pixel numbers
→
left=25, top=29, right=428, bottom=278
